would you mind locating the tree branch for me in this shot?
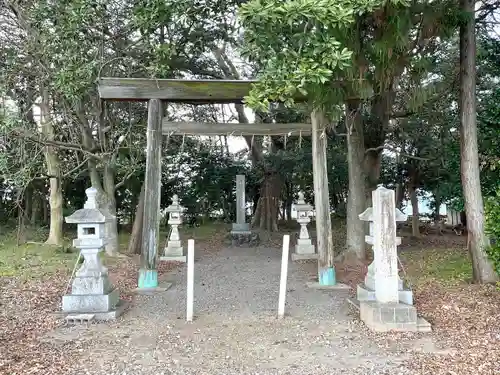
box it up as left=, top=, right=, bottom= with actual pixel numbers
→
left=365, top=145, right=429, bottom=161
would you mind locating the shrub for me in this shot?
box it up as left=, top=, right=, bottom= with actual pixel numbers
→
left=484, top=188, right=500, bottom=277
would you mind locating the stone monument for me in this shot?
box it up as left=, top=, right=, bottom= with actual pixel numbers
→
left=232, top=174, right=250, bottom=233
left=160, top=194, right=186, bottom=262
left=228, top=174, right=259, bottom=247
left=291, top=192, right=317, bottom=261
left=355, top=186, right=431, bottom=332
left=62, top=187, right=126, bottom=321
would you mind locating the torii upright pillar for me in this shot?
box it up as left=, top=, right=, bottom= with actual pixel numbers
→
left=138, top=99, right=163, bottom=289
left=310, top=110, right=336, bottom=285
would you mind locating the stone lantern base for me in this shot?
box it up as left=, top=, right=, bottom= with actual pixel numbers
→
left=291, top=238, right=317, bottom=261
left=62, top=273, right=127, bottom=321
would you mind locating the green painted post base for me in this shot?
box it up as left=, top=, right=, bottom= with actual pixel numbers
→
left=138, top=269, right=158, bottom=289
left=319, top=267, right=336, bottom=286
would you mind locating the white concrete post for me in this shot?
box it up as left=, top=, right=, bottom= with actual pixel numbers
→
left=278, top=234, right=290, bottom=318
left=186, top=239, right=194, bottom=322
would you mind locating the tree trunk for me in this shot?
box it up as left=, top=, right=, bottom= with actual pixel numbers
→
left=409, top=184, right=420, bottom=237
left=31, top=190, right=41, bottom=224
left=24, top=186, right=32, bottom=223
left=251, top=172, right=282, bottom=231
left=42, top=196, right=49, bottom=225
left=433, top=193, right=442, bottom=223
left=345, top=101, right=366, bottom=259
left=103, top=164, right=119, bottom=255
left=395, top=153, right=404, bottom=209
left=128, top=181, right=146, bottom=255
left=459, top=0, right=498, bottom=283
left=395, top=183, right=405, bottom=209
left=41, top=87, right=63, bottom=245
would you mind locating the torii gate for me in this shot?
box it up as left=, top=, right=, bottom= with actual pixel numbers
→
left=97, top=77, right=335, bottom=290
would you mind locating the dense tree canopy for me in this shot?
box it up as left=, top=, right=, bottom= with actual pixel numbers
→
left=0, top=0, right=498, bottom=279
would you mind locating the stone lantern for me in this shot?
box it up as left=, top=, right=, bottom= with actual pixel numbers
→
left=62, top=187, right=124, bottom=320
left=291, top=192, right=317, bottom=261
left=161, top=194, right=186, bottom=262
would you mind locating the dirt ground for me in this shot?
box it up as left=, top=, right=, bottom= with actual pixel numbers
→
left=0, top=228, right=499, bottom=375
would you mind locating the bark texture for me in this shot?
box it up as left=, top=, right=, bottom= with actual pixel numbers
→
left=409, top=184, right=420, bottom=237
left=251, top=172, right=282, bottom=231
left=128, top=181, right=146, bottom=255
left=311, top=110, right=335, bottom=273
left=41, top=87, right=63, bottom=246
left=459, top=0, right=498, bottom=283
left=345, top=101, right=366, bottom=259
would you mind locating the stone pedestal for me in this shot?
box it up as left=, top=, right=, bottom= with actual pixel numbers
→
left=63, top=187, right=125, bottom=321
left=360, top=301, right=418, bottom=332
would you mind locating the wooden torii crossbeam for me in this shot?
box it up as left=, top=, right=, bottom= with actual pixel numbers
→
left=97, top=77, right=335, bottom=290
left=98, top=77, right=311, bottom=135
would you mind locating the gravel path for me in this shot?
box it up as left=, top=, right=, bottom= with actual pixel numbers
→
left=45, top=246, right=420, bottom=375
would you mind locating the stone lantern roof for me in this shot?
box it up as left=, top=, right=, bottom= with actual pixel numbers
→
left=295, top=192, right=312, bottom=212
left=65, top=187, right=107, bottom=224
left=165, top=194, right=184, bottom=213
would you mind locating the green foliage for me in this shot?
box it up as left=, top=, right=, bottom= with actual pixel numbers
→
left=239, top=0, right=403, bottom=112
left=485, top=189, right=500, bottom=276
left=0, top=231, right=75, bottom=279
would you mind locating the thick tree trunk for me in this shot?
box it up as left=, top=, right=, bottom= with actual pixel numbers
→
left=459, top=1, right=498, bottom=283
left=128, top=181, right=146, bottom=255
left=41, top=87, right=63, bottom=246
left=345, top=101, right=366, bottom=259
left=409, top=184, right=420, bottom=237
left=251, top=173, right=282, bottom=231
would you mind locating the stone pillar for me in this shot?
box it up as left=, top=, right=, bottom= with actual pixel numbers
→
left=355, top=186, right=431, bottom=332
left=292, top=192, right=317, bottom=261
left=232, top=174, right=250, bottom=233
left=358, top=188, right=410, bottom=304
left=62, top=187, right=125, bottom=320
left=372, top=187, right=400, bottom=303
left=228, top=174, right=259, bottom=247
left=161, top=194, right=186, bottom=262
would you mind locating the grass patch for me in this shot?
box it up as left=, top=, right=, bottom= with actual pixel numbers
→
left=0, top=233, right=77, bottom=280
left=401, top=247, right=473, bottom=286
left=180, top=222, right=229, bottom=241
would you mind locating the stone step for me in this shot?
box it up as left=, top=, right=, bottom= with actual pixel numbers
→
left=417, top=317, right=432, bottom=332
left=360, top=300, right=418, bottom=332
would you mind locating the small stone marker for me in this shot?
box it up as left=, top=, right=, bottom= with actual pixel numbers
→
left=186, top=239, right=195, bottom=322
left=291, top=192, right=317, bottom=261
left=278, top=235, right=290, bottom=319
left=161, top=194, right=186, bottom=262
left=231, top=174, right=250, bottom=233
left=356, top=186, right=431, bottom=332
left=62, top=187, right=126, bottom=321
